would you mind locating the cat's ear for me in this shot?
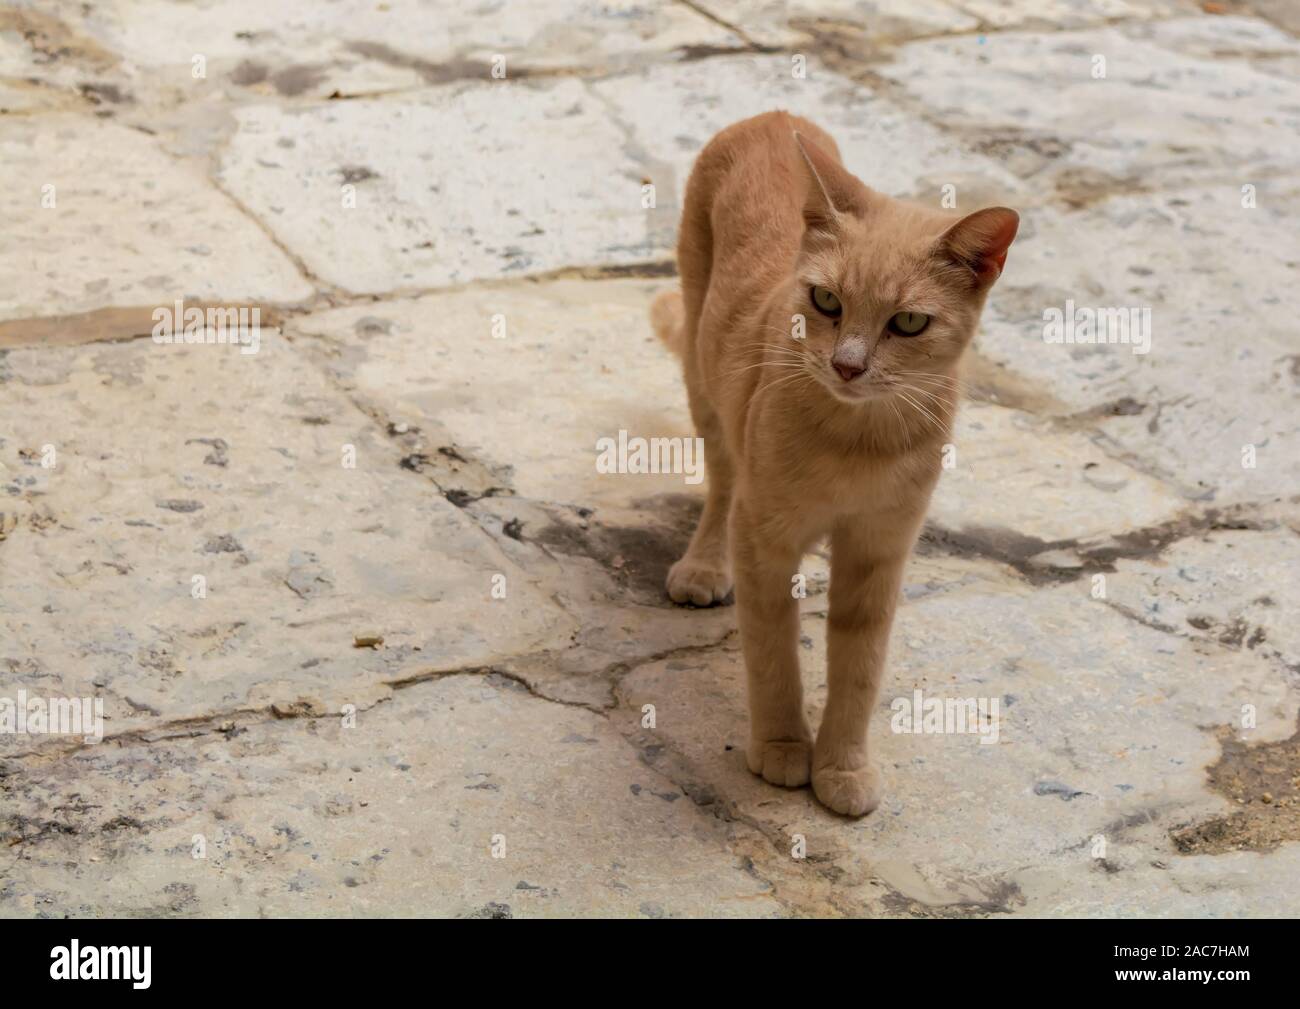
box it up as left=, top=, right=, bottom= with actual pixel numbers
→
left=793, top=132, right=866, bottom=234
left=938, top=207, right=1019, bottom=286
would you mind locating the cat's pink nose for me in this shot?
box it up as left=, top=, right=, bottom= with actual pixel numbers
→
left=831, top=339, right=867, bottom=381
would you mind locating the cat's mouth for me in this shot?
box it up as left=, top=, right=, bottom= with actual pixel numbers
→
left=816, top=367, right=893, bottom=405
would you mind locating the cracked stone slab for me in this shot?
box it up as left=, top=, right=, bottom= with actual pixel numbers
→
left=616, top=570, right=1300, bottom=915
left=591, top=53, right=1029, bottom=215
left=0, top=332, right=574, bottom=743
left=292, top=279, right=692, bottom=510
left=1128, top=15, right=1300, bottom=84
left=954, top=0, right=1196, bottom=30
left=0, top=115, right=313, bottom=325
left=690, top=0, right=978, bottom=48
left=694, top=0, right=1193, bottom=49
left=931, top=402, right=1187, bottom=543
left=294, top=280, right=754, bottom=709
left=1107, top=524, right=1300, bottom=674
left=293, top=279, right=1185, bottom=549
left=978, top=184, right=1300, bottom=503
left=0, top=6, right=128, bottom=114
left=217, top=78, right=658, bottom=293
left=877, top=18, right=1300, bottom=190
left=0, top=674, right=782, bottom=918
left=58, top=0, right=741, bottom=103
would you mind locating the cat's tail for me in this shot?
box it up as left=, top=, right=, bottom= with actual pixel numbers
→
left=649, top=288, right=685, bottom=358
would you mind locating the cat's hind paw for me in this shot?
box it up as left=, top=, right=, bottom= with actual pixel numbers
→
left=666, top=556, right=733, bottom=607
left=746, top=739, right=812, bottom=788
left=812, top=764, right=882, bottom=817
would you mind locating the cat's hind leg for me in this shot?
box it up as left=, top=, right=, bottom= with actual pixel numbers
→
left=665, top=359, right=735, bottom=606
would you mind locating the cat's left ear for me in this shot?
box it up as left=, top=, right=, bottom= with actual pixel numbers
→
left=793, top=132, right=867, bottom=234
left=939, top=207, right=1019, bottom=286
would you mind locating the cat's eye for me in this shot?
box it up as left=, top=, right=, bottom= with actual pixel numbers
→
left=810, top=286, right=842, bottom=318
left=888, top=311, right=930, bottom=336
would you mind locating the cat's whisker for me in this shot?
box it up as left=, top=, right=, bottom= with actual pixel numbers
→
left=893, top=370, right=967, bottom=389
left=893, top=372, right=969, bottom=396
left=898, top=384, right=957, bottom=412
left=885, top=397, right=912, bottom=452
left=894, top=389, right=947, bottom=432
left=720, top=360, right=806, bottom=381
left=719, top=344, right=811, bottom=381
left=756, top=368, right=815, bottom=398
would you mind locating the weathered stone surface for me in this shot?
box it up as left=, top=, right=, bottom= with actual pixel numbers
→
left=933, top=402, right=1187, bottom=543
left=292, top=279, right=691, bottom=509
left=0, top=6, right=127, bottom=113
left=877, top=18, right=1300, bottom=188
left=0, top=674, right=782, bottom=918
left=0, top=333, right=574, bottom=743
left=1108, top=526, right=1300, bottom=674
left=217, top=80, right=656, bottom=293
left=4, top=1, right=1297, bottom=918
left=592, top=54, right=1029, bottom=213
left=0, top=116, right=313, bottom=324
left=66, top=0, right=741, bottom=94
left=977, top=184, right=1300, bottom=503
left=691, top=0, right=978, bottom=48
left=694, top=0, right=1192, bottom=49
left=617, top=575, right=1300, bottom=915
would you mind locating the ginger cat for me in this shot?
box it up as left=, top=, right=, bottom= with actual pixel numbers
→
left=650, top=111, right=1017, bottom=816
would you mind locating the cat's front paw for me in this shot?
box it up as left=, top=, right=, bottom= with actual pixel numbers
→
left=666, top=555, right=733, bottom=607
left=746, top=738, right=812, bottom=787
left=812, top=763, right=882, bottom=817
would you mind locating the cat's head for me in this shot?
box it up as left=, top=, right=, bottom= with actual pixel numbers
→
left=786, top=132, right=1018, bottom=407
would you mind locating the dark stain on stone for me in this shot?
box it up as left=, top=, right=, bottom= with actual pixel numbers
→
left=1034, top=779, right=1088, bottom=801
left=270, top=63, right=327, bottom=96
left=338, top=165, right=379, bottom=184
left=345, top=40, right=536, bottom=85
left=502, top=518, right=523, bottom=540
left=484, top=672, right=529, bottom=694
left=77, top=81, right=130, bottom=104
left=1170, top=717, right=1300, bottom=855
left=921, top=506, right=1284, bottom=588
left=575, top=260, right=678, bottom=280
left=355, top=316, right=393, bottom=337
left=463, top=901, right=513, bottom=919
left=229, top=59, right=268, bottom=85
left=676, top=43, right=748, bottom=61
left=529, top=494, right=703, bottom=606
left=444, top=486, right=505, bottom=508
left=1053, top=166, right=1140, bottom=210
left=203, top=534, right=244, bottom=554
left=187, top=437, right=229, bottom=467
left=879, top=877, right=1025, bottom=919
left=917, top=523, right=1073, bottom=586
left=157, top=499, right=203, bottom=513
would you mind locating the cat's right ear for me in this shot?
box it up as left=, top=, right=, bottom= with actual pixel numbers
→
left=793, top=132, right=865, bottom=235
left=938, top=207, right=1019, bottom=287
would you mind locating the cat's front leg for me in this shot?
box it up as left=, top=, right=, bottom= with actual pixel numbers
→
left=813, top=519, right=916, bottom=816
left=731, top=498, right=813, bottom=786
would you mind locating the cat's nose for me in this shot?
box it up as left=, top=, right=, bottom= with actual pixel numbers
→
left=831, top=339, right=867, bottom=381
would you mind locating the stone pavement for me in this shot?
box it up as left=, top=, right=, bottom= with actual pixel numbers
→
left=1, top=1, right=1298, bottom=917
